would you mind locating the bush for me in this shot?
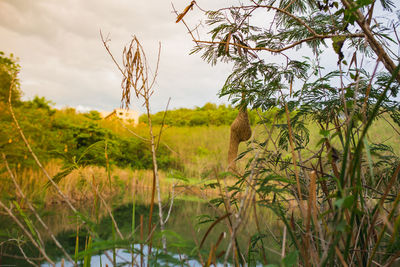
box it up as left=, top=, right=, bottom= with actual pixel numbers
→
left=1, top=96, right=179, bottom=171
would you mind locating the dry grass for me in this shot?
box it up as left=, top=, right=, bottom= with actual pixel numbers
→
left=1, top=159, right=229, bottom=207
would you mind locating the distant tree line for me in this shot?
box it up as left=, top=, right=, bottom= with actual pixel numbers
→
left=0, top=52, right=177, bottom=171
left=140, top=102, right=282, bottom=126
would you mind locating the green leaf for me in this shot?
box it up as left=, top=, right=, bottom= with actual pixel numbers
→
left=166, top=170, right=189, bottom=183
left=282, top=250, right=299, bottom=267
left=363, top=137, right=374, bottom=182
left=336, top=220, right=348, bottom=232
left=356, top=0, right=374, bottom=7
left=319, top=129, right=330, bottom=138
left=45, top=164, right=77, bottom=188
left=343, top=195, right=355, bottom=209
left=335, top=197, right=344, bottom=208
left=335, top=195, right=355, bottom=209
left=13, top=201, right=42, bottom=248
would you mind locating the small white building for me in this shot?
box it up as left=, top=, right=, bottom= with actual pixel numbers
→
left=102, top=108, right=140, bottom=126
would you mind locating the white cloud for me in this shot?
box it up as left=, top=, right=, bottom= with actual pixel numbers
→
left=0, top=0, right=237, bottom=112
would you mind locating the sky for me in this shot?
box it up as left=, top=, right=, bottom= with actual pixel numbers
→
left=1, top=1, right=396, bottom=114
left=0, top=0, right=234, bottom=113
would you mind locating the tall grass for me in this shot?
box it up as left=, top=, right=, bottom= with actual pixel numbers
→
left=0, top=161, right=168, bottom=203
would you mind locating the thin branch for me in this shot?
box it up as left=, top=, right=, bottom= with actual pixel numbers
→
left=100, top=30, right=128, bottom=79
left=148, top=42, right=161, bottom=91
left=381, top=115, right=400, bottom=136
left=117, top=120, right=179, bottom=155
left=162, top=183, right=175, bottom=224
left=7, top=72, right=79, bottom=216
left=0, top=200, right=55, bottom=266
left=156, top=97, right=171, bottom=151
left=2, top=153, right=75, bottom=265
left=340, top=0, right=400, bottom=83
left=193, top=33, right=364, bottom=54
left=91, top=176, right=124, bottom=240
left=172, top=3, right=200, bottom=45
left=16, top=240, right=40, bottom=267
left=1, top=251, right=43, bottom=261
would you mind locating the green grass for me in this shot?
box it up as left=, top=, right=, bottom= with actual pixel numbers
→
left=100, top=114, right=400, bottom=180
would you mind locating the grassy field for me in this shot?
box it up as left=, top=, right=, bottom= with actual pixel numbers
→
left=2, top=110, right=398, bottom=207
left=102, top=114, right=400, bottom=173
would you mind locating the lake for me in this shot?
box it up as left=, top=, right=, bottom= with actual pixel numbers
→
left=1, top=190, right=282, bottom=266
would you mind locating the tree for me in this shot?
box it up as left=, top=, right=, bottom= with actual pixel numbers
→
left=176, top=0, right=400, bottom=265
left=0, top=52, right=21, bottom=103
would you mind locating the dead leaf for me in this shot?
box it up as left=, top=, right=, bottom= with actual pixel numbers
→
left=176, top=1, right=196, bottom=23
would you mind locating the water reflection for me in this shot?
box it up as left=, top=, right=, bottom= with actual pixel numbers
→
left=41, top=246, right=212, bottom=267
left=3, top=191, right=282, bottom=266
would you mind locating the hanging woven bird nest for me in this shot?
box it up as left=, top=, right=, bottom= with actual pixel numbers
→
left=228, top=103, right=252, bottom=171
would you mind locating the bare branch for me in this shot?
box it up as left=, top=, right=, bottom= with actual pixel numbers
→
left=91, top=176, right=124, bottom=240
left=0, top=200, right=55, bottom=266
left=192, top=33, right=364, bottom=54
left=7, top=72, right=79, bottom=216
left=2, top=153, right=75, bottom=265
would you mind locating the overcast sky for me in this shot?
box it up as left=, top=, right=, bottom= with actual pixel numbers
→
left=0, top=0, right=235, bottom=113
left=1, top=1, right=396, bottom=114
